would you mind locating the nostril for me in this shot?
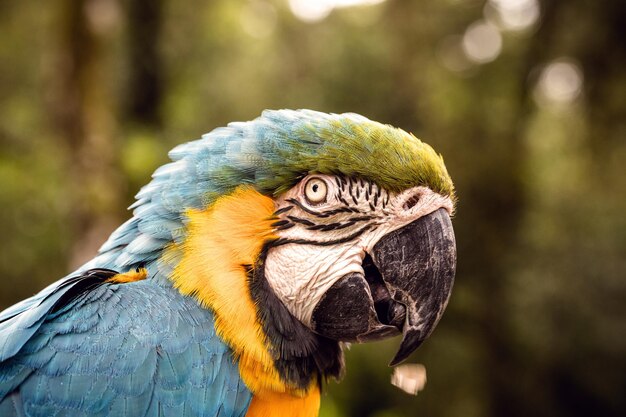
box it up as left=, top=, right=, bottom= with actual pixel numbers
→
left=403, top=194, right=421, bottom=210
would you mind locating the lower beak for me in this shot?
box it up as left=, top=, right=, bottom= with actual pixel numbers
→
left=311, top=208, right=456, bottom=365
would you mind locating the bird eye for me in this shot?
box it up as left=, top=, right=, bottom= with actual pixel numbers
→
left=304, top=177, right=328, bottom=205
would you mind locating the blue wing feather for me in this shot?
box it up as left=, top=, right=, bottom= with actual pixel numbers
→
left=0, top=277, right=252, bottom=417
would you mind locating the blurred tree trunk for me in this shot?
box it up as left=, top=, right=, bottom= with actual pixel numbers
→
left=48, top=0, right=165, bottom=270
left=49, top=0, right=123, bottom=269
left=125, top=0, right=163, bottom=127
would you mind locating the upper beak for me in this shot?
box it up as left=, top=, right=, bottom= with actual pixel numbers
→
left=372, top=208, right=456, bottom=365
left=311, top=208, right=456, bottom=365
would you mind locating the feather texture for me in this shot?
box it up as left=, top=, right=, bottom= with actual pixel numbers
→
left=0, top=276, right=251, bottom=417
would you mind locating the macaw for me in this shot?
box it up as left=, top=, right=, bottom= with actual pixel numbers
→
left=0, top=110, right=456, bottom=417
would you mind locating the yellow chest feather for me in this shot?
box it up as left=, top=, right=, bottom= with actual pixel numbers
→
left=165, top=186, right=320, bottom=417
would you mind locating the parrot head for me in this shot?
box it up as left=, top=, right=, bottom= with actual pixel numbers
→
left=114, top=109, right=455, bottom=400
left=261, top=173, right=455, bottom=366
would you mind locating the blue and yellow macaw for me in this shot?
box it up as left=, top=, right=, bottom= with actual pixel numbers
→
left=0, top=110, right=456, bottom=417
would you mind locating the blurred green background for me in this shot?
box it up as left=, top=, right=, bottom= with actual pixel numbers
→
left=0, top=0, right=624, bottom=416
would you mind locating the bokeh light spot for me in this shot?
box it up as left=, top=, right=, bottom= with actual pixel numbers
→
left=462, top=20, right=502, bottom=64
left=535, top=59, right=584, bottom=105
left=486, top=0, right=540, bottom=31
left=288, top=0, right=386, bottom=23
left=288, top=0, right=332, bottom=23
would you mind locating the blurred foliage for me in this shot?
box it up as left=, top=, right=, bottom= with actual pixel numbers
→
left=0, top=0, right=624, bottom=416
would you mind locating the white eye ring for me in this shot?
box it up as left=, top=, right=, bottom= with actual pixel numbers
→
left=304, top=177, right=328, bottom=205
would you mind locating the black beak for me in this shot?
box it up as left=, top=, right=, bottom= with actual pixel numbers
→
left=311, top=208, right=456, bottom=365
